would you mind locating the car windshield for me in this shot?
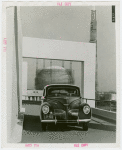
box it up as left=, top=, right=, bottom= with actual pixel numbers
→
left=46, top=87, right=80, bottom=97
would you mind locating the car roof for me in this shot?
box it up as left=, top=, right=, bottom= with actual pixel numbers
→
left=44, top=84, right=80, bottom=89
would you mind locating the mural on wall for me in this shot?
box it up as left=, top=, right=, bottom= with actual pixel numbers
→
left=35, top=66, right=74, bottom=90
left=23, top=58, right=84, bottom=97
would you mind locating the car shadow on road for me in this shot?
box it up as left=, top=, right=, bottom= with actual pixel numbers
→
left=23, top=115, right=84, bottom=132
left=47, top=124, right=84, bottom=132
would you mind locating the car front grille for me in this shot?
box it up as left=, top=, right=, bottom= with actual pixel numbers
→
left=54, top=109, right=79, bottom=120
left=54, top=109, right=66, bottom=120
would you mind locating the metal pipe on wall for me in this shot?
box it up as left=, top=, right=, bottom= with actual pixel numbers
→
left=14, top=6, right=20, bottom=116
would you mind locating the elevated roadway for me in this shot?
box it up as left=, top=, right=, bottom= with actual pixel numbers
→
left=21, top=115, right=116, bottom=143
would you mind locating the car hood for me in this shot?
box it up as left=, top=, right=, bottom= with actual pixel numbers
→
left=45, top=97, right=81, bottom=110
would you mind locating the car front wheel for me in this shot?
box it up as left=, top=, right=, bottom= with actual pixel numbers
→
left=40, top=122, right=47, bottom=131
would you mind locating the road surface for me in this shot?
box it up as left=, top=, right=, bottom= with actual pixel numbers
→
left=21, top=115, right=116, bottom=143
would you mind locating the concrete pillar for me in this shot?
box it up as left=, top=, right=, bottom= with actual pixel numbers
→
left=22, top=62, right=27, bottom=96
left=6, top=6, right=23, bottom=143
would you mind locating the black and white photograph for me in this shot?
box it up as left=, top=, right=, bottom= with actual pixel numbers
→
left=1, top=1, right=120, bottom=148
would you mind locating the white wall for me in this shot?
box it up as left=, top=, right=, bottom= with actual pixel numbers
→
left=20, top=6, right=116, bottom=92
left=22, top=37, right=96, bottom=107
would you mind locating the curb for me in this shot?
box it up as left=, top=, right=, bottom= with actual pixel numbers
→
left=92, top=108, right=116, bottom=124
left=88, top=122, right=116, bottom=131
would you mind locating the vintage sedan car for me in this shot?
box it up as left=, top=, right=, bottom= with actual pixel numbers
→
left=40, top=84, right=91, bottom=131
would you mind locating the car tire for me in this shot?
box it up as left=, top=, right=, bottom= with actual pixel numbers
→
left=82, top=123, right=88, bottom=131
left=40, top=122, right=47, bottom=131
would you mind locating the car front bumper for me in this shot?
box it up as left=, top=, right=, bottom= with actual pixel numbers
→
left=41, top=119, right=91, bottom=124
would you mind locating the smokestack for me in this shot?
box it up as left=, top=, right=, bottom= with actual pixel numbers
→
left=90, top=9, right=97, bottom=42
left=89, top=7, right=98, bottom=99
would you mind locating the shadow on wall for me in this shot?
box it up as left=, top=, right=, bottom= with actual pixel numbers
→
left=35, top=66, right=74, bottom=90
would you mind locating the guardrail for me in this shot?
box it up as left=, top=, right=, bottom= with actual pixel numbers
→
left=83, top=98, right=116, bottom=112
left=22, top=95, right=42, bottom=101
left=22, top=96, right=116, bottom=112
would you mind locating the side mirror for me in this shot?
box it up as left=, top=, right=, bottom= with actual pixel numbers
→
left=41, top=96, right=45, bottom=100
left=41, top=96, right=45, bottom=104
left=80, top=97, right=84, bottom=103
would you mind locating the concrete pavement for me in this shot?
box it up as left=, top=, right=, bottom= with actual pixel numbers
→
left=21, top=115, right=116, bottom=143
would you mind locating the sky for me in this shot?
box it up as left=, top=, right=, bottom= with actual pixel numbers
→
left=20, top=6, right=116, bottom=92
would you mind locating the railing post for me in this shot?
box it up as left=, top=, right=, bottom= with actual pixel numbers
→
left=110, top=100, right=111, bottom=111
left=86, top=99, right=87, bottom=103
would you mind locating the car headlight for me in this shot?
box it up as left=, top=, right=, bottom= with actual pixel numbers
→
left=83, top=105, right=90, bottom=114
left=42, top=105, right=49, bottom=114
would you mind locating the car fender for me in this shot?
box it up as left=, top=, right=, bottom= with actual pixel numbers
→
left=79, top=103, right=91, bottom=119
left=40, top=102, right=51, bottom=121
